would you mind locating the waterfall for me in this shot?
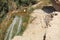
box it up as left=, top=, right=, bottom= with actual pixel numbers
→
left=15, top=17, right=22, bottom=35
left=4, top=16, right=22, bottom=40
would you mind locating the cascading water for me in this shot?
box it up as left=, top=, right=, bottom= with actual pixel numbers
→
left=4, top=16, right=22, bottom=40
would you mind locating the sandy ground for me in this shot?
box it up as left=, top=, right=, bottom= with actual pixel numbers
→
left=12, top=9, right=60, bottom=40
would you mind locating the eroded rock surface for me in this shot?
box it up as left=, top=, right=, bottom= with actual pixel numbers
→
left=12, top=9, right=51, bottom=40
left=46, top=12, right=60, bottom=40
left=12, top=9, right=60, bottom=40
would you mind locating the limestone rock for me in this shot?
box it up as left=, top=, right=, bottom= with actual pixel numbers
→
left=12, top=9, right=60, bottom=40
left=46, top=12, right=60, bottom=40
left=12, top=9, right=49, bottom=40
left=51, top=0, right=60, bottom=11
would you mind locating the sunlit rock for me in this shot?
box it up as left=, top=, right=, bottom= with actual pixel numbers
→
left=12, top=9, right=51, bottom=40
left=46, top=12, right=60, bottom=40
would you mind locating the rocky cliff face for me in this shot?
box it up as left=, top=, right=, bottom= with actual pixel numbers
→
left=46, top=12, right=60, bottom=40
left=12, top=9, right=59, bottom=40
